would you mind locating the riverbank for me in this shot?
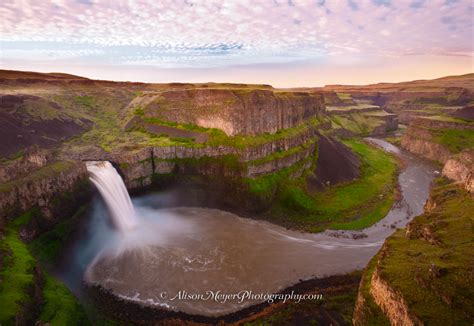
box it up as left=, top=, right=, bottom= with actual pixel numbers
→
left=353, top=181, right=474, bottom=325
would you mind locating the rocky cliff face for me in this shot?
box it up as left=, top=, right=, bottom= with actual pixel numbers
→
left=0, top=162, right=90, bottom=229
left=400, top=114, right=474, bottom=164
left=369, top=267, right=422, bottom=326
left=127, top=89, right=325, bottom=136
left=0, top=124, right=322, bottom=226
left=0, top=148, right=51, bottom=183
left=442, top=150, right=474, bottom=192
left=401, top=113, right=473, bottom=171
left=401, top=125, right=452, bottom=163
left=113, top=126, right=318, bottom=188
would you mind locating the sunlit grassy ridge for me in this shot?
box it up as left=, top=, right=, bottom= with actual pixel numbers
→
left=357, top=183, right=474, bottom=325
left=330, top=113, right=385, bottom=136
left=376, top=184, right=474, bottom=324
left=137, top=115, right=325, bottom=149
left=431, top=128, right=474, bottom=153
left=247, top=140, right=398, bottom=232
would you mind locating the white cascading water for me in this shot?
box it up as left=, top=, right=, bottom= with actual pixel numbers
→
left=86, top=161, right=138, bottom=232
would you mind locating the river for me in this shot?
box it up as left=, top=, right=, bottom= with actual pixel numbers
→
left=63, top=138, right=436, bottom=317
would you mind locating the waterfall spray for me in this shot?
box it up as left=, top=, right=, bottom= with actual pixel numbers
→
left=86, top=161, right=138, bottom=232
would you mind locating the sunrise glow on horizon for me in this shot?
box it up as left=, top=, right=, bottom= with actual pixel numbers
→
left=1, top=0, right=473, bottom=87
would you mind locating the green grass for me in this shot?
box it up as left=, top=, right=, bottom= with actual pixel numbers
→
left=245, top=151, right=316, bottom=206
left=326, top=104, right=379, bottom=112
left=0, top=211, right=36, bottom=324
left=432, top=128, right=474, bottom=153
left=321, top=140, right=397, bottom=230
left=330, top=113, right=384, bottom=136
left=373, top=184, right=474, bottom=324
left=422, top=114, right=472, bottom=124
left=1, top=149, right=24, bottom=162
left=0, top=209, right=89, bottom=325
left=30, top=206, right=90, bottom=325
left=73, top=95, right=96, bottom=108
left=336, top=92, right=353, bottom=100
left=29, top=206, right=87, bottom=267
left=134, top=106, right=145, bottom=117
left=384, top=136, right=401, bottom=147
left=141, top=115, right=323, bottom=149
left=22, top=98, right=64, bottom=121
left=258, top=140, right=398, bottom=232
left=38, top=273, right=89, bottom=325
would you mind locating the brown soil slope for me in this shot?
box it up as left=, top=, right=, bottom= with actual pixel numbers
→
left=0, top=94, right=91, bottom=157
left=308, top=135, right=361, bottom=189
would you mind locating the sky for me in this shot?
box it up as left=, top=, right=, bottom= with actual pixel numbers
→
left=1, top=0, right=473, bottom=87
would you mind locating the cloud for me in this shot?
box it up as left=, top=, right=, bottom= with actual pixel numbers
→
left=0, top=0, right=472, bottom=69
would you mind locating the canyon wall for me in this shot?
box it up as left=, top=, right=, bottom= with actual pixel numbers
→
left=401, top=116, right=473, bottom=164
left=0, top=161, right=90, bottom=231
left=0, top=126, right=322, bottom=226
left=400, top=125, right=452, bottom=163
left=401, top=114, right=473, bottom=191
left=127, top=89, right=325, bottom=136
left=368, top=267, right=422, bottom=326
left=116, top=126, right=318, bottom=189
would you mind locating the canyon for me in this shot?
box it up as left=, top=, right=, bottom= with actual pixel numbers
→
left=0, top=70, right=473, bottom=325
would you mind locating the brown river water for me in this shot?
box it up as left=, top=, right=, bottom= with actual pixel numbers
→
left=65, top=138, right=436, bottom=317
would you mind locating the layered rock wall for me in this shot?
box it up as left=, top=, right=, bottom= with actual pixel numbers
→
left=442, top=150, right=474, bottom=192
left=127, top=89, right=325, bottom=136
left=400, top=125, right=452, bottom=163
left=0, top=162, right=90, bottom=227
left=115, top=127, right=319, bottom=188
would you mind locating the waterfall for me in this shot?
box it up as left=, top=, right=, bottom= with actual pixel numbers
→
left=86, top=161, right=138, bottom=232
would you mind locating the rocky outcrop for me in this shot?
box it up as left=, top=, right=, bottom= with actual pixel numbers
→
left=411, top=116, right=472, bottom=130
left=127, top=89, right=325, bottom=136
left=401, top=114, right=473, bottom=166
left=369, top=268, right=423, bottom=326
left=369, top=113, right=399, bottom=135
left=0, top=148, right=51, bottom=183
left=326, top=105, right=381, bottom=115
left=442, top=150, right=474, bottom=192
left=114, top=127, right=319, bottom=188
left=401, top=125, right=452, bottom=163
left=398, top=110, right=438, bottom=125
left=247, top=142, right=315, bottom=177
left=0, top=162, right=90, bottom=228
left=449, top=105, right=474, bottom=121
